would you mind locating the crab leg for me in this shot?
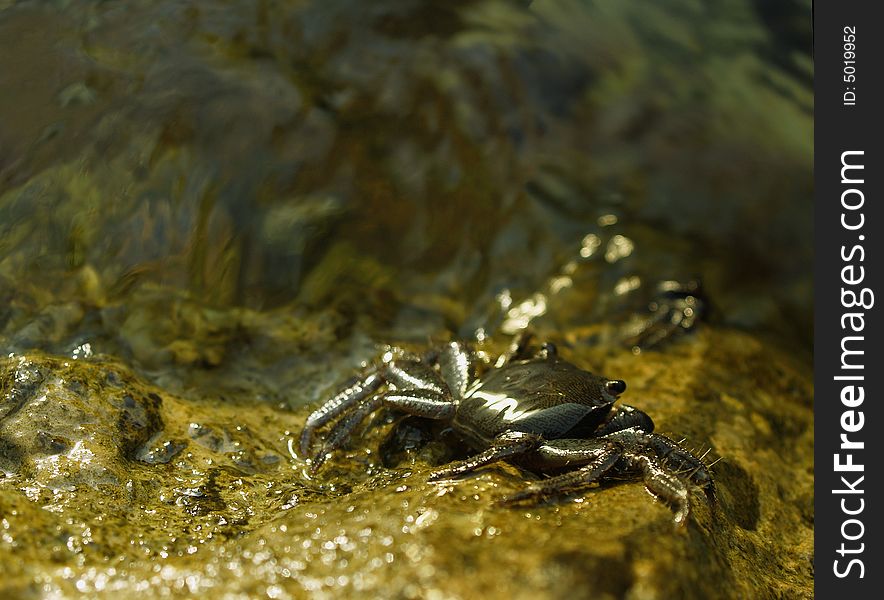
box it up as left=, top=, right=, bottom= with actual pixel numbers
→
left=299, top=372, right=383, bottom=456
left=302, top=356, right=447, bottom=458
left=311, top=389, right=455, bottom=472
left=621, top=452, right=691, bottom=526
left=437, top=341, right=476, bottom=399
left=385, top=359, right=446, bottom=393
left=603, top=428, right=715, bottom=502
left=428, top=431, right=543, bottom=481
left=529, top=438, right=620, bottom=470
left=499, top=443, right=621, bottom=505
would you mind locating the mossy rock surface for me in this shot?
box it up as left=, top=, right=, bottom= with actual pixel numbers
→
left=0, top=326, right=812, bottom=598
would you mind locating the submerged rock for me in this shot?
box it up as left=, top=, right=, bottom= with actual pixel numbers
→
left=0, top=326, right=812, bottom=598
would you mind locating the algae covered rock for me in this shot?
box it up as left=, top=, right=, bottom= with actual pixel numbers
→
left=0, top=353, right=163, bottom=488
left=0, top=325, right=812, bottom=599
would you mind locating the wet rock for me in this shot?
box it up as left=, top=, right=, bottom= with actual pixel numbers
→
left=0, top=350, right=306, bottom=595
left=0, top=353, right=163, bottom=488
left=0, top=326, right=812, bottom=598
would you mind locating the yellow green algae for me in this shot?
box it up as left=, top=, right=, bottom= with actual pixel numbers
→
left=1, top=323, right=812, bottom=598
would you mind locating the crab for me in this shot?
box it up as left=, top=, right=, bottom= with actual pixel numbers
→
left=622, top=280, right=706, bottom=351
left=298, top=337, right=715, bottom=524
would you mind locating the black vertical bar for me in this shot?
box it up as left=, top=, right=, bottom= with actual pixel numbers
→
left=815, top=1, right=884, bottom=596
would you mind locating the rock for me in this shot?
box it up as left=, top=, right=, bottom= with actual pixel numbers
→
left=0, top=353, right=163, bottom=488
left=0, top=326, right=813, bottom=598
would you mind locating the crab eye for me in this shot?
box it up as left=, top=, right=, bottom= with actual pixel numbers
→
left=605, top=380, right=627, bottom=396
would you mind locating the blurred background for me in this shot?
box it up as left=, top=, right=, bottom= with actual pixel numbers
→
left=0, top=0, right=812, bottom=380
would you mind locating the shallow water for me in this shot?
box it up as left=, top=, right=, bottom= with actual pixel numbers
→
left=0, top=1, right=812, bottom=598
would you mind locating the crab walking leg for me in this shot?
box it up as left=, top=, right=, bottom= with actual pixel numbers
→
left=622, top=452, right=691, bottom=526
left=498, top=443, right=622, bottom=505
left=302, top=356, right=446, bottom=460
left=437, top=341, right=476, bottom=400
left=428, top=431, right=543, bottom=481
left=384, top=359, right=446, bottom=393
left=528, top=438, right=621, bottom=470
left=605, top=428, right=715, bottom=500
left=311, top=389, right=455, bottom=472
left=299, top=373, right=383, bottom=456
